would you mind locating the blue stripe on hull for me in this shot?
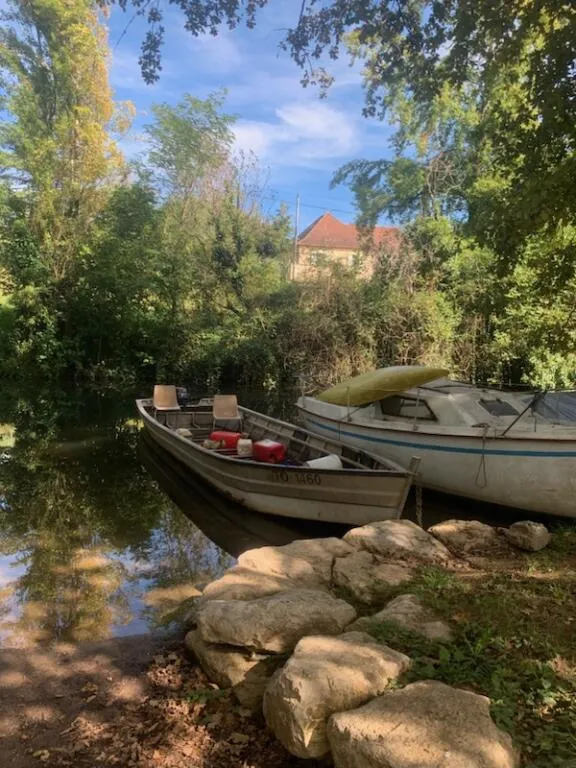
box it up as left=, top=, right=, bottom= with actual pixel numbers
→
left=305, top=417, right=576, bottom=458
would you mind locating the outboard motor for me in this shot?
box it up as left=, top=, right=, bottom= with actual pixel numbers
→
left=176, top=387, right=190, bottom=406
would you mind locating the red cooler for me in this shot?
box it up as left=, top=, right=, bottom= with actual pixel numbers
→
left=209, top=431, right=242, bottom=449
left=253, top=439, right=286, bottom=463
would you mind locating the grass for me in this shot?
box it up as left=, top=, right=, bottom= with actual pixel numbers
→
left=363, top=527, right=576, bottom=768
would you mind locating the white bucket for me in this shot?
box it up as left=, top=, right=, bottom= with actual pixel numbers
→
left=237, top=438, right=253, bottom=457
left=305, top=454, right=343, bottom=470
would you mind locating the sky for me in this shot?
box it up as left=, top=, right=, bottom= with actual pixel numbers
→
left=106, top=2, right=395, bottom=230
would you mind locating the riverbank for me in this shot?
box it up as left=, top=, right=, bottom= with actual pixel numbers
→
left=1, top=521, right=574, bottom=768
left=0, top=634, right=313, bottom=768
left=183, top=519, right=576, bottom=767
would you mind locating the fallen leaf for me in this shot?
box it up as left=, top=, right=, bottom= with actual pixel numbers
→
left=230, top=732, right=250, bottom=744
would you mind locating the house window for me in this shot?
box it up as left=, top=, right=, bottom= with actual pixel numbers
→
left=310, top=251, right=329, bottom=267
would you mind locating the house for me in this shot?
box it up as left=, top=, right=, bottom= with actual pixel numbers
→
left=291, top=212, right=401, bottom=281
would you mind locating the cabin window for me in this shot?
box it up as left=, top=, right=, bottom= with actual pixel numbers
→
left=478, top=398, right=519, bottom=417
left=379, top=396, right=436, bottom=421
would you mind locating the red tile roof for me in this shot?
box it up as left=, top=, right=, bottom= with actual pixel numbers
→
left=297, top=212, right=400, bottom=251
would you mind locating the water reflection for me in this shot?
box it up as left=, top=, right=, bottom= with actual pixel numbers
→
left=0, top=386, right=233, bottom=648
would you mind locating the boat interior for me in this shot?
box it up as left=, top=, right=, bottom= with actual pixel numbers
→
left=146, top=387, right=400, bottom=472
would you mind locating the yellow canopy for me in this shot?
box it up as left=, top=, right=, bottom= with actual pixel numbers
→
left=317, top=366, right=449, bottom=406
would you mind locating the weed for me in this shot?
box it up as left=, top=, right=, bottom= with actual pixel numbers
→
left=186, top=686, right=230, bottom=705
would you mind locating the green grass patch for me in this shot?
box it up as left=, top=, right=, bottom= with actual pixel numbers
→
left=364, top=528, right=576, bottom=767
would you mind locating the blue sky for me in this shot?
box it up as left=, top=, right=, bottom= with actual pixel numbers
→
left=107, top=2, right=395, bottom=229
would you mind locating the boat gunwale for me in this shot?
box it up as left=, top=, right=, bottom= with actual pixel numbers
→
left=136, top=399, right=411, bottom=478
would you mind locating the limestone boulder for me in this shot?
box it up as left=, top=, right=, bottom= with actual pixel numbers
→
left=263, top=632, right=410, bottom=759
left=502, top=521, right=551, bottom=552
left=333, top=551, right=415, bottom=604
left=237, top=547, right=325, bottom=587
left=348, top=594, right=453, bottom=642
left=197, top=589, right=357, bottom=653
left=184, top=630, right=283, bottom=711
left=275, top=537, right=355, bottom=583
left=327, top=680, right=519, bottom=768
left=428, top=519, right=510, bottom=557
left=201, top=566, right=319, bottom=603
left=344, top=519, right=452, bottom=565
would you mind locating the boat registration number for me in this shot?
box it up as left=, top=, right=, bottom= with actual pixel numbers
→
left=271, top=470, right=321, bottom=485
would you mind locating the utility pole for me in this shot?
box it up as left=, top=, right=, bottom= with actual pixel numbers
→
left=291, top=193, right=300, bottom=280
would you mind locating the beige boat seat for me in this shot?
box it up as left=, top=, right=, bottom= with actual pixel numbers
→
left=153, top=385, right=180, bottom=414
left=213, top=394, right=242, bottom=431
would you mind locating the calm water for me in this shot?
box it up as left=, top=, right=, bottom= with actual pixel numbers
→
left=0, top=385, right=561, bottom=649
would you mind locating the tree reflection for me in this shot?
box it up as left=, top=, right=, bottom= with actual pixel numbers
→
left=0, top=385, right=231, bottom=646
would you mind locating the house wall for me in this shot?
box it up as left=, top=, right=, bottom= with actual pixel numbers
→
left=291, top=246, right=377, bottom=281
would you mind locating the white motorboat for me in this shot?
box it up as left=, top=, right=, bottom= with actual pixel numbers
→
left=136, top=391, right=418, bottom=525
left=297, top=368, right=576, bottom=518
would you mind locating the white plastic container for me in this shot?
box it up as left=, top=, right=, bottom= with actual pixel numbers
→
left=237, top=438, right=253, bottom=457
left=305, top=454, right=343, bottom=470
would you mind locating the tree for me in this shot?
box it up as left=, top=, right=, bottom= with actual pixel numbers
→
left=0, top=0, right=130, bottom=282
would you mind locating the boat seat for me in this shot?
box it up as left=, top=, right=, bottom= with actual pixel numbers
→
left=153, top=385, right=180, bottom=423
left=212, top=394, right=242, bottom=432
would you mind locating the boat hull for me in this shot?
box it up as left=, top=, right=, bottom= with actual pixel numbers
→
left=137, top=400, right=412, bottom=525
left=297, top=400, right=576, bottom=518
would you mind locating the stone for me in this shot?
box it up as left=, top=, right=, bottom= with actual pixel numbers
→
left=348, top=594, right=453, bottom=642
left=181, top=596, right=203, bottom=629
left=263, top=632, right=410, bottom=759
left=333, top=551, right=415, bottom=604
left=237, top=547, right=325, bottom=587
left=201, top=566, right=315, bottom=602
left=275, top=538, right=355, bottom=582
left=184, top=630, right=283, bottom=711
left=197, top=589, right=357, bottom=653
left=344, top=519, right=452, bottom=565
left=428, top=519, right=510, bottom=557
left=327, top=680, right=519, bottom=768
left=502, top=521, right=551, bottom=552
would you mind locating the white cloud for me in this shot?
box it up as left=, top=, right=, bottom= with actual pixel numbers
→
left=189, top=29, right=244, bottom=74
left=233, top=101, right=358, bottom=167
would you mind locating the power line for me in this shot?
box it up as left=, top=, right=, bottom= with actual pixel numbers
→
left=299, top=202, right=357, bottom=217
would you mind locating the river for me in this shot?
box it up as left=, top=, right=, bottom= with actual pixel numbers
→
left=0, top=384, right=555, bottom=649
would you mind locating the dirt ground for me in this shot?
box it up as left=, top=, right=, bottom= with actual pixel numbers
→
left=0, top=634, right=319, bottom=768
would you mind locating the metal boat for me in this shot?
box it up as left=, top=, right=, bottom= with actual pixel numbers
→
left=136, top=395, right=417, bottom=525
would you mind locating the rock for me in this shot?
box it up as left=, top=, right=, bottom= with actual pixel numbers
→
left=276, top=538, right=355, bottom=582
left=333, top=551, right=415, bottom=604
left=181, top=596, right=203, bottom=629
left=344, top=519, right=452, bottom=565
left=197, top=589, right=357, bottom=653
left=263, top=632, right=410, bottom=759
left=237, top=547, right=325, bottom=587
left=428, top=519, right=510, bottom=557
left=327, top=680, right=519, bottom=768
left=348, top=594, right=453, bottom=642
left=184, top=630, right=283, bottom=711
left=502, top=521, right=551, bottom=552
left=201, top=566, right=315, bottom=602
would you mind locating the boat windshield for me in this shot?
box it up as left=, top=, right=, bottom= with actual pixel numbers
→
left=528, top=392, right=576, bottom=424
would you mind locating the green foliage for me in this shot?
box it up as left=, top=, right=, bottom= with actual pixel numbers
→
left=366, top=557, right=576, bottom=767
